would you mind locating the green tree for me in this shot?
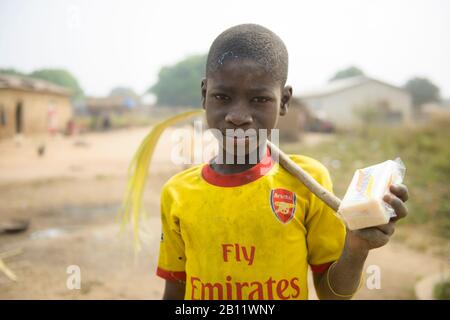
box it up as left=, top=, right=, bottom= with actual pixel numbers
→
left=0, top=68, right=26, bottom=76
left=149, top=54, right=206, bottom=107
left=404, top=77, right=440, bottom=109
left=30, top=69, right=84, bottom=102
left=330, top=66, right=365, bottom=82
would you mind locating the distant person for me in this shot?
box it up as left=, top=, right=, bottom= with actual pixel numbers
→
left=65, top=119, right=76, bottom=136
left=102, top=115, right=111, bottom=130
left=47, top=106, right=58, bottom=136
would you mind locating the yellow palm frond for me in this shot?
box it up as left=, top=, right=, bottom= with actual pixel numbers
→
left=119, top=109, right=204, bottom=251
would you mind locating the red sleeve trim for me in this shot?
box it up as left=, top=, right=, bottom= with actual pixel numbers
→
left=156, top=267, right=186, bottom=281
left=310, top=261, right=334, bottom=273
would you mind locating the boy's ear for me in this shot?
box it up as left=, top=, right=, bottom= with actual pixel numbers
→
left=280, top=85, right=293, bottom=116
left=201, top=78, right=207, bottom=109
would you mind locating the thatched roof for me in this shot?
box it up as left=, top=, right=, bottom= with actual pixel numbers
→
left=0, top=73, right=71, bottom=96
left=84, top=96, right=136, bottom=113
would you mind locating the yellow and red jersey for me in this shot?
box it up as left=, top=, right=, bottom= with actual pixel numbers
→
left=156, top=148, right=346, bottom=300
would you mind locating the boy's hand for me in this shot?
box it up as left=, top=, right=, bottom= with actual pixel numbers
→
left=345, top=184, right=409, bottom=254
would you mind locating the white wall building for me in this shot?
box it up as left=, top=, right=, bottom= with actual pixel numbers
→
left=298, top=76, right=412, bottom=127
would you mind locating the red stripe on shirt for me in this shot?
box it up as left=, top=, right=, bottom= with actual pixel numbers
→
left=310, top=262, right=334, bottom=273
left=156, top=267, right=186, bottom=281
left=201, top=147, right=274, bottom=187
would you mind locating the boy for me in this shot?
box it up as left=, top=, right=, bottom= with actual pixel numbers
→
left=156, top=24, right=409, bottom=300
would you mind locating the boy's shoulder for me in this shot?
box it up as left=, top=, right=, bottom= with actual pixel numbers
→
left=286, top=154, right=332, bottom=183
left=161, top=163, right=204, bottom=193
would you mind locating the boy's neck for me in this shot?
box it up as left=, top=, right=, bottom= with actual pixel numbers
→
left=210, top=141, right=269, bottom=175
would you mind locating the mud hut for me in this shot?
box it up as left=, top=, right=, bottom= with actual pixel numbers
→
left=0, top=73, right=72, bottom=139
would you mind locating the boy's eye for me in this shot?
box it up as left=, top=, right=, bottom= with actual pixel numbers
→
left=251, top=97, right=271, bottom=103
left=214, top=94, right=230, bottom=101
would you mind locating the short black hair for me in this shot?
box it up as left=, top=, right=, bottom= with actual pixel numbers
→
left=206, top=24, right=289, bottom=85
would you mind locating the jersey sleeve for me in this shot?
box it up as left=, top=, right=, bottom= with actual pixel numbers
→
left=304, top=164, right=346, bottom=273
left=156, top=184, right=187, bottom=282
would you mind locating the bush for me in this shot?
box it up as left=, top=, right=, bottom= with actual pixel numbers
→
left=281, top=120, right=450, bottom=238
left=433, top=278, right=450, bottom=300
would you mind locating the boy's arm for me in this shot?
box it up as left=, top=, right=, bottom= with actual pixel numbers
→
left=314, top=184, right=409, bottom=300
left=158, top=184, right=187, bottom=299
left=313, top=237, right=368, bottom=300
left=162, top=280, right=186, bottom=300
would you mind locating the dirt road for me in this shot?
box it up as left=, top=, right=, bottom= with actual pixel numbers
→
left=0, top=128, right=448, bottom=299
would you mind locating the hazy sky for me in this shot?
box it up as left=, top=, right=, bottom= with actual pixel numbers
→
left=1, top=0, right=449, bottom=98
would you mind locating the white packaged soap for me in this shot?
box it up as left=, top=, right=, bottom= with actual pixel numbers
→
left=338, top=158, right=406, bottom=230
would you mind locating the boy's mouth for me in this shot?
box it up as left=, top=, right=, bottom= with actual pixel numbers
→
left=223, top=130, right=257, bottom=137
left=215, top=129, right=266, bottom=156
left=223, top=130, right=258, bottom=143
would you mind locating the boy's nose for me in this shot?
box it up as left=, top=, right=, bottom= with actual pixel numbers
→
left=225, top=110, right=253, bottom=127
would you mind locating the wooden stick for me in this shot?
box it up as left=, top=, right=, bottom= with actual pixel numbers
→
left=267, top=141, right=342, bottom=212
left=0, top=258, right=18, bottom=282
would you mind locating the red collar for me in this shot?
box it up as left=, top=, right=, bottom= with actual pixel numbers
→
left=201, top=148, right=274, bottom=187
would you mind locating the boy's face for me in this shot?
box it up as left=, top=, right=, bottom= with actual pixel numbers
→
left=201, top=58, right=292, bottom=156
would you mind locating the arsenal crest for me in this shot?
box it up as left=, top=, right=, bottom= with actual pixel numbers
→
left=270, top=188, right=297, bottom=224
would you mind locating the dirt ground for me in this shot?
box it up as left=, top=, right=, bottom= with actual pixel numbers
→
left=0, top=128, right=448, bottom=299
